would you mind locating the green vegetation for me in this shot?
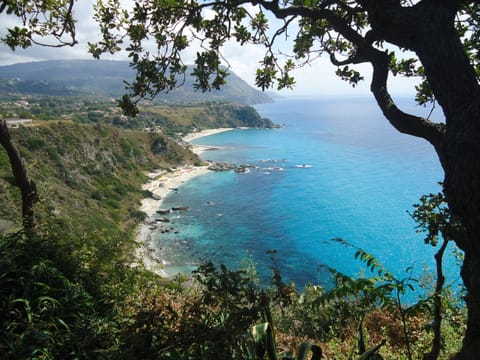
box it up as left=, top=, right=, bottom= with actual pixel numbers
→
left=2, top=1, right=478, bottom=357
left=0, top=123, right=198, bottom=236
left=0, top=229, right=466, bottom=359
left=0, top=117, right=467, bottom=359
left=0, top=94, right=274, bottom=136
left=87, top=1, right=480, bottom=355
left=89, top=0, right=480, bottom=359
left=138, top=103, right=275, bottom=137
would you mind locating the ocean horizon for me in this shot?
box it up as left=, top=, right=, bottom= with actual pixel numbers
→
left=152, top=95, right=459, bottom=296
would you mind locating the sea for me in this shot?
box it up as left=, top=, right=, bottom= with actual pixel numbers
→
left=155, top=95, right=460, bottom=296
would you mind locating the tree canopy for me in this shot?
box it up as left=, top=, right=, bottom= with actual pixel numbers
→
left=1, top=0, right=77, bottom=48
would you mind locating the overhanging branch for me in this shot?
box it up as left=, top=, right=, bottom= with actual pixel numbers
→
left=367, top=48, right=447, bottom=168
left=257, top=0, right=447, bottom=167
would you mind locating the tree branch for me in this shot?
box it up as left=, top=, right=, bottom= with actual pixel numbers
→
left=0, top=120, right=38, bottom=230
left=423, top=237, right=449, bottom=360
left=367, top=48, right=447, bottom=168
left=257, top=0, right=447, bottom=167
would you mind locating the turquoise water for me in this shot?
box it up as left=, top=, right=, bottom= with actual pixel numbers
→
left=155, top=96, right=457, bottom=291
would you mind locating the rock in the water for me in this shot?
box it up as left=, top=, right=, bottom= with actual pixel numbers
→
left=208, top=162, right=237, bottom=172
left=172, top=206, right=190, bottom=211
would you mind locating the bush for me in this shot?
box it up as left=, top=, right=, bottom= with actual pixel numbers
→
left=0, top=231, right=121, bottom=359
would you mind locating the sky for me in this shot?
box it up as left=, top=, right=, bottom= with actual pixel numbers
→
left=0, top=1, right=420, bottom=97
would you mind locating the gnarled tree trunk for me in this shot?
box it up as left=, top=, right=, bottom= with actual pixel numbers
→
left=352, top=2, right=480, bottom=358
left=367, top=3, right=480, bottom=358
left=417, top=11, right=480, bottom=360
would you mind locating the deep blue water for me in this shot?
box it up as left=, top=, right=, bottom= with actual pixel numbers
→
left=155, top=96, right=458, bottom=293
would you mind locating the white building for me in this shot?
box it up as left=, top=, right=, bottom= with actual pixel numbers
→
left=5, top=119, right=33, bottom=128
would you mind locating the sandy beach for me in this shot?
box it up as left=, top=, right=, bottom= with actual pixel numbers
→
left=134, top=128, right=234, bottom=273
left=181, top=127, right=234, bottom=142
left=184, top=127, right=236, bottom=155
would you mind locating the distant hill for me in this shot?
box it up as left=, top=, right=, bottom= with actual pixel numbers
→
left=0, top=60, right=272, bottom=105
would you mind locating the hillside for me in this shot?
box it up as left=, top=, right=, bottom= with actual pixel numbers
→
left=0, top=60, right=272, bottom=105
left=0, top=93, right=275, bottom=136
left=0, top=123, right=200, bottom=236
left=134, top=103, right=276, bottom=136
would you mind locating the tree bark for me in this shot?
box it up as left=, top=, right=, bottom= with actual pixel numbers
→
left=0, top=120, right=38, bottom=230
left=415, top=11, right=480, bottom=360
left=363, top=3, right=480, bottom=358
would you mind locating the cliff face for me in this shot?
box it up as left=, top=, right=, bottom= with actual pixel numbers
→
left=0, top=123, right=199, bottom=236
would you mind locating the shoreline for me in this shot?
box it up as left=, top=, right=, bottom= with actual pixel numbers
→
left=184, top=127, right=238, bottom=155
left=182, top=127, right=235, bottom=142
left=134, top=127, right=235, bottom=274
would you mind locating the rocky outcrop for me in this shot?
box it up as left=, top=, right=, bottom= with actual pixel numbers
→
left=234, top=164, right=255, bottom=173
left=208, top=162, right=237, bottom=172
left=207, top=161, right=257, bottom=173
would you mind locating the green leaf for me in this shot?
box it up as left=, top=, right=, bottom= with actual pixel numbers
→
left=357, top=339, right=386, bottom=360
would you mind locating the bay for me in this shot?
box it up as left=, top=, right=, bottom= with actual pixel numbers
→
left=154, top=96, right=458, bottom=292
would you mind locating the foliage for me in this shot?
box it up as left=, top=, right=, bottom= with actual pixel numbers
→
left=410, top=188, right=464, bottom=250
left=84, top=1, right=480, bottom=117
left=410, top=188, right=466, bottom=360
left=314, top=249, right=419, bottom=358
left=0, top=121, right=466, bottom=359
left=2, top=1, right=479, bottom=358
left=0, top=122, right=198, bottom=233
left=0, top=230, right=121, bottom=359
left=0, top=91, right=274, bottom=137
left=245, top=321, right=323, bottom=360
left=115, top=262, right=267, bottom=360
left=0, top=0, right=76, bottom=49
left=137, top=102, right=275, bottom=137
left=0, top=223, right=467, bottom=360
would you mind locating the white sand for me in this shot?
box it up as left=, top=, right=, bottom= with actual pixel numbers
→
left=134, top=165, right=211, bottom=274
left=184, top=128, right=236, bottom=155
left=134, top=128, right=235, bottom=273
left=182, top=127, right=234, bottom=142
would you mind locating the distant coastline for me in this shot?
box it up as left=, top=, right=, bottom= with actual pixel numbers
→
left=135, top=127, right=235, bottom=274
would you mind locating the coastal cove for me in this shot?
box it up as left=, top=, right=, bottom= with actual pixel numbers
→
left=135, top=128, right=237, bottom=274
left=139, top=96, right=457, bottom=293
